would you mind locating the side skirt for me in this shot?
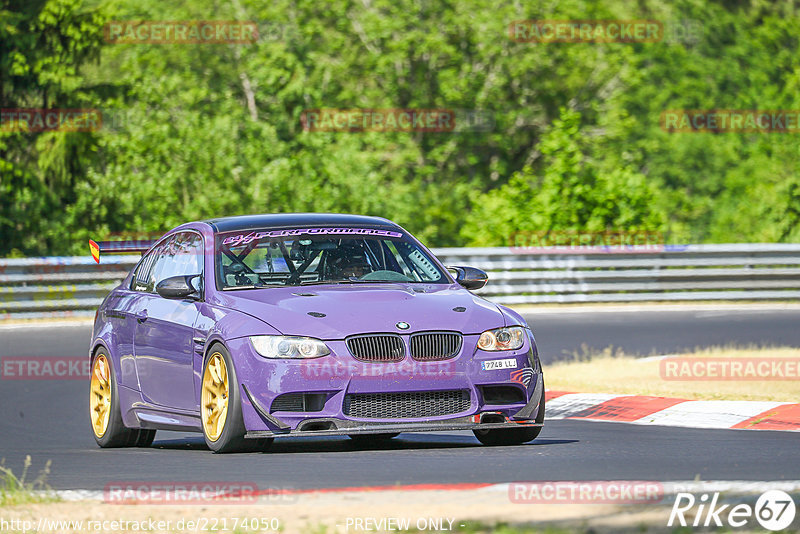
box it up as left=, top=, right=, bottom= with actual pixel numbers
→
left=131, top=403, right=203, bottom=432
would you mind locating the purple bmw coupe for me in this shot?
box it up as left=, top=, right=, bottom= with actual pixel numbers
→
left=89, top=214, right=544, bottom=452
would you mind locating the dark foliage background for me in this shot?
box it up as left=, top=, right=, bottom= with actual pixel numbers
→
left=2, top=0, right=799, bottom=255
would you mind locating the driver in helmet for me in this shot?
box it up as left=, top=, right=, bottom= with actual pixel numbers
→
left=326, top=243, right=373, bottom=279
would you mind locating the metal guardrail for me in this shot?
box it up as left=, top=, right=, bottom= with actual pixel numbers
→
left=2, top=244, right=800, bottom=319
left=434, top=244, right=800, bottom=304
left=0, top=256, right=138, bottom=319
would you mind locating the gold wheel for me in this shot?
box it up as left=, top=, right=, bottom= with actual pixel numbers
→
left=90, top=354, right=111, bottom=438
left=202, top=352, right=229, bottom=442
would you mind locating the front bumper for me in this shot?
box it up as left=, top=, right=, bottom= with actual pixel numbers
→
left=228, top=331, right=543, bottom=436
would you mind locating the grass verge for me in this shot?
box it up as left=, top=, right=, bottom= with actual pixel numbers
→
left=0, top=456, right=57, bottom=506
left=544, top=346, right=799, bottom=402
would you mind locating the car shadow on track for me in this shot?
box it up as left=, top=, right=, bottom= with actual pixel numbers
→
left=149, top=434, right=578, bottom=454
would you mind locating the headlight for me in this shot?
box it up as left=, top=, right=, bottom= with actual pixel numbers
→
left=477, top=326, right=525, bottom=351
left=249, top=336, right=330, bottom=359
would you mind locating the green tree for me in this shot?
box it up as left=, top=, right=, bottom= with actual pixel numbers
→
left=0, top=0, right=107, bottom=255
left=463, top=108, right=665, bottom=246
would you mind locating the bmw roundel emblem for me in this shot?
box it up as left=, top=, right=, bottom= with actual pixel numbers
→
left=396, top=321, right=410, bottom=330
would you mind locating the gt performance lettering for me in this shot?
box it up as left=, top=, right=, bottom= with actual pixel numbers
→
left=222, top=228, right=404, bottom=246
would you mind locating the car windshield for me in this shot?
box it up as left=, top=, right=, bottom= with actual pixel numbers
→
left=215, top=227, right=448, bottom=289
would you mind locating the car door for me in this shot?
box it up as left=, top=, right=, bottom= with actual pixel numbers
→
left=112, top=250, right=160, bottom=390
left=133, top=231, right=203, bottom=411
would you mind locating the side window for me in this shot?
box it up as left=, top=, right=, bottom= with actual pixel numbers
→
left=130, top=244, right=162, bottom=292
left=146, top=235, right=177, bottom=292
left=148, top=232, right=203, bottom=293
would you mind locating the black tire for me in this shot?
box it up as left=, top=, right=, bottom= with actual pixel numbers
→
left=348, top=433, right=400, bottom=444
left=473, top=381, right=545, bottom=446
left=132, top=429, right=157, bottom=447
left=201, top=344, right=251, bottom=453
left=90, top=349, right=141, bottom=448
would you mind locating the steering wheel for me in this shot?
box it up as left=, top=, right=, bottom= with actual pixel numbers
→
left=225, top=263, right=252, bottom=286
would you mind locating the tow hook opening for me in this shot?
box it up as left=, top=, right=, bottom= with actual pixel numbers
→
left=480, top=413, right=506, bottom=424
left=297, top=420, right=337, bottom=432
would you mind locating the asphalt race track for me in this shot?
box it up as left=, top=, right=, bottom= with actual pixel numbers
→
left=1, top=307, right=799, bottom=490
left=525, top=307, right=800, bottom=362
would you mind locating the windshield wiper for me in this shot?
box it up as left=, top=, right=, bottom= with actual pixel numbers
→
left=222, top=285, right=260, bottom=290
left=296, top=280, right=350, bottom=286
left=222, top=283, right=283, bottom=290
left=295, top=278, right=413, bottom=286
left=340, top=277, right=417, bottom=284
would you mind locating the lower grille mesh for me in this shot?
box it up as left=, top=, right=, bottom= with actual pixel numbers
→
left=343, top=390, right=471, bottom=419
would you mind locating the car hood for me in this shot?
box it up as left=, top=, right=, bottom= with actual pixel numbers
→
left=214, top=283, right=506, bottom=339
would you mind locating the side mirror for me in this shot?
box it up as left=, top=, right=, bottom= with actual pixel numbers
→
left=156, top=275, right=200, bottom=300
left=448, top=266, right=488, bottom=290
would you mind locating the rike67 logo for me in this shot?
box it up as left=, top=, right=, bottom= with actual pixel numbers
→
left=669, top=490, right=796, bottom=531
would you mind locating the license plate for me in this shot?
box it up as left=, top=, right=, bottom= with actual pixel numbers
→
left=481, top=358, right=518, bottom=371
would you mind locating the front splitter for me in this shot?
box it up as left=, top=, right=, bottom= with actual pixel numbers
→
left=244, top=417, right=542, bottom=439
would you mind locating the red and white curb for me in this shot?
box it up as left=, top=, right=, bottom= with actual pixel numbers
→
left=545, top=391, right=800, bottom=431
left=50, top=480, right=800, bottom=502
